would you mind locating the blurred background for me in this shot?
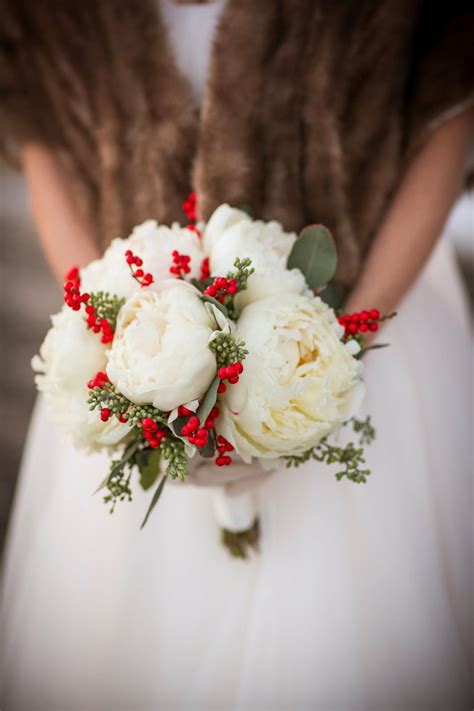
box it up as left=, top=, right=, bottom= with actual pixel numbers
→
left=0, top=164, right=473, bottom=550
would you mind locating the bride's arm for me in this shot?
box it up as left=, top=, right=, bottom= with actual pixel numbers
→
left=21, top=142, right=100, bottom=283
left=345, top=107, right=474, bottom=315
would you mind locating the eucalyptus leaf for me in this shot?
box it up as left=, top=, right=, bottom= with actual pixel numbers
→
left=319, top=283, right=346, bottom=310
left=191, top=277, right=214, bottom=293
left=93, top=439, right=139, bottom=495
left=287, top=224, right=337, bottom=290
left=196, top=376, right=220, bottom=424
left=140, top=475, right=167, bottom=529
left=198, top=432, right=216, bottom=459
left=237, top=204, right=254, bottom=218
left=168, top=415, right=189, bottom=439
left=201, top=293, right=229, bottom=318
left=138, top=448, right=161, bottom=491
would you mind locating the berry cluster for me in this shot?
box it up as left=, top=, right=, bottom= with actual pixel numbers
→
left=64, top=266, right=89, bottom=311
left=182, top=192, right=197, bottom=222
left=170, top=250, right=191, bottom=278
left=141, top=418, right=167, bottom=449
left=125, top=250, right=153, bottom=287
left=182, top=192, right=202, bottom=238
left=338, top=309, right=380, bottom=338
left=100, top=407, right=129, bottom=425
left=199, top=257, right=210, bottom=281
left=203, top=276, right=238, bottom=303
left=179, top=404, right=220, bottom=449
left=87, top=371, right=110, bottom=390
left=64, top=268, right=117, bottom=344
left=181, top=415, right=209, bottom=448
left=217, top=362, right=244, bottom=393
left=85, top=305, right=114, bottom=343
left=215, top=435, right=234, bottom=467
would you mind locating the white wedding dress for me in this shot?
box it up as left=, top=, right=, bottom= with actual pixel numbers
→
left=1, top=3, right=473, bottom=710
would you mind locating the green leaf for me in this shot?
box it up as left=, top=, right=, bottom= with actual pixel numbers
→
left=137, top=448, right=161, bottom=491
left=319, top=283, right=346, bottom=310
left=198, top=430, right=216, bottom=459
left=140, top=475, right=167, bottom=529
left=287, top=224, right=337, bottom=290
left=196, top=376, right=220, bottom=424
left=168, top=415, right=189, bottom=438
left=93, top=439, right=139, bottom=494
left=191, top=277, right=214, bottom=293
left=237, top=204, right=254, bottom=218
left=201, top=293, right=229, bottom=318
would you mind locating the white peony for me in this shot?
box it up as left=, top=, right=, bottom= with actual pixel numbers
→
left=203, top=204, right=306, bottom=308
left=218, top=292, right=365, bottom=462
left=106, top=280, right=218, bottom=412
left=32, top=307, right=130, bottom=451
left=81, top=219, right=205, bottom=299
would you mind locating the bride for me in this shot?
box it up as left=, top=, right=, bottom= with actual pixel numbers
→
left=1, top=1, right=473, bottom=709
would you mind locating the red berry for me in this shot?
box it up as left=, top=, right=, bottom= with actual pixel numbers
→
left=228, top=375, right=239, bottom=385
left=360, top=323, right=369, bottom=333
left=217, top=382, right=227, bottom=394
left=188, top=416, right=200, bottom=430
left=360, top=311, right=369, bottom=321
left=369, top=309, right=380, bottom=320
left=369, top=322, right=379, bottom=332
left=100, top=408, right=111, bottom=422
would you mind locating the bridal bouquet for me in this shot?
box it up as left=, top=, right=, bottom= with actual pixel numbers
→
left=33, top=195, right=391, bottom=555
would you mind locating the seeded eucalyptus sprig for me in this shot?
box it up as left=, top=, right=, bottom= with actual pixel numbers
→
left=284, top=416, right=376, bottom=484
left=350, top=416, right=375, bottom=445
left=226, top=257, right=255, bottom=292
left=87, top=381, right=168, bottom=429
left=209, top=332, right=248, bottom=368
left=104, top=466, right=133, bottom=513
left=87, top=292, right=125, bottom=331
left=160, top=437, right=188, bottom=481
left=285, top=439, right=371, bottom=483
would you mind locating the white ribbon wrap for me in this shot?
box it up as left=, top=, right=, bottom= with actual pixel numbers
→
left=211, top=486, right=257, bottom=532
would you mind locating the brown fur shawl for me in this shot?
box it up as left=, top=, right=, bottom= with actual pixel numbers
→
left=0, top=0, right=473, bottom=286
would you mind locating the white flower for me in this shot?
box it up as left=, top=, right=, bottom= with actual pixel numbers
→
left=203, top=204, right=305, bottom=308
left=106, top=280, right=218, bottom=411
left=218, top=293, right=365, bottom=462
left=81, top=220, right=205, bottom=299
left=32, top=307, right=129, bottom=451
